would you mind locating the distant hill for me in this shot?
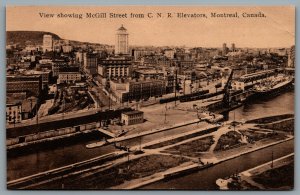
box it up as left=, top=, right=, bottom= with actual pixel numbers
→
left=6, top=31, right=61, bottom=46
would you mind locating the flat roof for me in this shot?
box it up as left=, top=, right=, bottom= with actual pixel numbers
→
left=122, top=110, right=144, bottom=115
left=240, top=70, right=274, bottom=79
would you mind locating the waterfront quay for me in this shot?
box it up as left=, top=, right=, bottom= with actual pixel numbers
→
left=7, top=89, right=294, bottom=189
left=7, top=112, right=294, bottom=189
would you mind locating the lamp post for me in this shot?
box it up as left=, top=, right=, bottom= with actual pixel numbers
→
left=271, top=150, right=274, bottom=169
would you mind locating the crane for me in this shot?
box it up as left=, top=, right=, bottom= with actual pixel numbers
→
left=222, top=69, right=234, bottom=108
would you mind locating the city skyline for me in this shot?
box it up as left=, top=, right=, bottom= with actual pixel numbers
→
left=6, top=6, right=295, bottom=48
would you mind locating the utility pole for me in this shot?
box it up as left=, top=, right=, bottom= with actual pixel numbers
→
left=174, top=69, right=178, bottom=107
left=271, top=150, right=274, bottom=169
left=164, top=102, right=167, bottom=124
left=108, top=92, right=111, bottom=110
left=183, top=78, right=186, bottom=95
left=127, top=147, right=130, bottom=171
left=139, top=136, right=142, bottom=151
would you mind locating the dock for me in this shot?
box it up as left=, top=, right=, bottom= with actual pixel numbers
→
left=97, top=128, right=116, bottom=138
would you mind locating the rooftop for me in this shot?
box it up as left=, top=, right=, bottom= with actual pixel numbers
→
left=122, top=110, right=144, bottom=115
left=118, top=24, right=127, bottom=31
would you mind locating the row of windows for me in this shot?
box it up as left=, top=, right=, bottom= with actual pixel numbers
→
left=128, top=114, right=143, bottom=119
left=110, top=73, right=128, bottom=75
left=103, top=61, right=130, bottom=64
left=7, top=110, right=21, bottom=115
left=59, top=75, right=81, bottom=79
left=109, top=71, right=128, bottom=74
left=128, top=118, right=143, bottom=124
left=8, top=106, right=21, bottom=110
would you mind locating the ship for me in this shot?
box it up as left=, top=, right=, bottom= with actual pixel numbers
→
left=252, top=75, right=294, bottom=98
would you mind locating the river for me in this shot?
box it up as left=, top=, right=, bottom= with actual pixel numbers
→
left=142, top=139, right=294, bottom=189
left=7, top=91, right=294, bottom=182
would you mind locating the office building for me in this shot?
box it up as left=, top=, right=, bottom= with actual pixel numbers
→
left=98, top=58, right=131, bottom=79
left=115, top=25, right=129, bottom=55
left=110, top=79, right=166, bottom=103
left=43, top=34, right=53, bottom=53
left=83, top=53, right=98, bottom=75
left=7, top=75, right=42, bottom=97
left=231, top=43, right=236, bottom=52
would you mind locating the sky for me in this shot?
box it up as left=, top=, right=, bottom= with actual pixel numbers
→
left=6, top=6, right=295, bottom=48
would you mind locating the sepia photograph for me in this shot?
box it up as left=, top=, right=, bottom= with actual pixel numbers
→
left=5, top=6, right=295, bottom=190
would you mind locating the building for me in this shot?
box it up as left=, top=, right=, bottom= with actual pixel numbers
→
left=121, top=110, right=144, bottom=125
left=222, top=43, right=228, bottom=55
left=231, top=43, right=236, bottom=52
left=21, top=97, right=38, bottom=120
left=24, top=70, right=51, bottom=89
left=52, top=59, right=69, bottom=77
left=110, top=79, right=166, bottom=103
left=288, top=45, right=295, bottom=68
left=232, top=70, right=276, bottom=91
left=177, top=60, right=195, bottom=75
left=133, top=49, right=154, bottom=61
left=24, top=45, right=39, bottom=52
left=43, top=34, right=53, bottom=53
left=166, top=74, right=175, bottom=93
left=83, top=53, right=98, bottom=75
left=7, top=75, right=42, bottom=97
left=115, top=25, right=129, bottom=55
left=36, top=62, right=53, bottom=70
left=6, top=93, right=26, bottom=123
left=75, top=51, right=84, bottom=64
left=57, top=72, right=81, bottom=84
left=164, top=49, right=175, bottom=59
left=98, top=58, right=131, bottom=80
left=134, top=69, right=164, bottom=80
left=6, top=103, right=22, bottom=124
left=57, top=67, right=81, bottom=84
left=62, top=45, right=73, bottom=53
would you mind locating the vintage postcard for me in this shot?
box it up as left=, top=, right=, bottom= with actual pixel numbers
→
left=6, top=6, right=295, bottom=190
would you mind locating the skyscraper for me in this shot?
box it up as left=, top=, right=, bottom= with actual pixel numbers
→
left=222, top=43, right=228, bottom=55
left=43, top=34, right=53, bottom=53
left=115, top=25, right=129, bottom=55
left=231, top=43, right=236, bottom=52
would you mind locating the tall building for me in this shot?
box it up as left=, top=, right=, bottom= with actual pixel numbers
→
left=83, top=53, right=98, bottom=75
left=43, top=34, right=53, bottom=53
left=231, top=43, right=236, bottom=52
left=222, top=43, right=228, bottom=55
left=115, top=25, right=129, bottom=55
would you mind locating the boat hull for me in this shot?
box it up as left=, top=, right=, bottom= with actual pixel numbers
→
left=251, top=80, right=294, bottom=99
